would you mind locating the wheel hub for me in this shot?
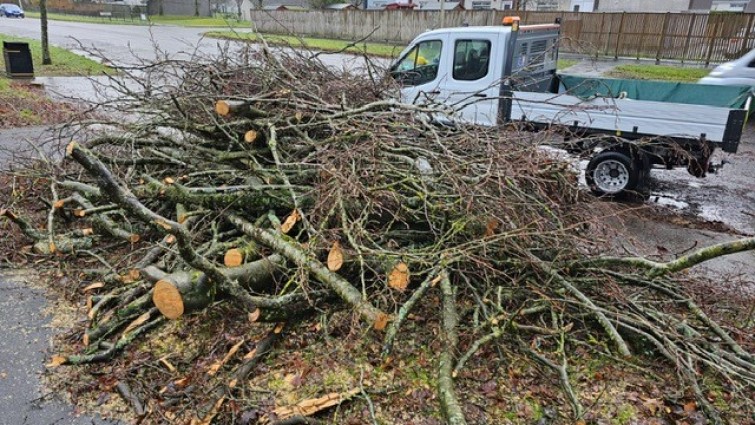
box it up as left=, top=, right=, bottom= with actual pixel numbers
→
left=594, top=159, right=629, bottom=194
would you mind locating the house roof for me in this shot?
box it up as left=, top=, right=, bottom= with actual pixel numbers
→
left=325, top=3, right=356, bottom=8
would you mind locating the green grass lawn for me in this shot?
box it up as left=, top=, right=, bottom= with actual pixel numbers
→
left=0, top=33, right=110, bottom=76
left=607, top=64, right=710, bottom=82
left=24, top=11, right=250, bottom=27
left=557, top=58, right=578, bottom=70
left=205, top=31, right=404, bottom=57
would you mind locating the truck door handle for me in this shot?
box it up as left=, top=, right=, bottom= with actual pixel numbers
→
left=427, top=90, right=441, bottom=95
left=472, top=93, right=488, bottom=98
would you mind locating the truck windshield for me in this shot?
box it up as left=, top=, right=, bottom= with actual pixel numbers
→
left=392, top=40, right=442, bottom=86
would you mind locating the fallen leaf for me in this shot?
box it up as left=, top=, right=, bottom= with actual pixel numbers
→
left=484, top=217, right=499, bottom=237
left=280, top=209, right=301, bottom=234
left=327, top=241, right=344, bottom=271
left=388, top=262, right=410, bottom=291
left=684, top=401, right=697, bottom=412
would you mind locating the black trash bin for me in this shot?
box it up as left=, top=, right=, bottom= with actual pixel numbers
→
left=3, top=41, right=34, bottom=79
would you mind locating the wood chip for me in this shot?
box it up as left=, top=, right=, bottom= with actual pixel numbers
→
left=47, top=355, right=67, bottom=368
left=83, top=282, right=105, bottom=292
left=388, top=262, right=409, bottom=291
left=129, top=234, right=141, bottom=243
left=65, top=142, right=76, bottom=156
left=248, top=308, right=261, bottom=322
left=159, top=357, right=176, bottom=372
left=207, top=339, right=245, bottom=376
left=273, top=389, right=359, bottom=420
left=123, top=312, right=151, bottom=335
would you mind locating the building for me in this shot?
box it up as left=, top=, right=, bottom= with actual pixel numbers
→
left=325, top=2, right=357, bottom=9
left=417, top=0, right=463, bottom=9
left=460, top=0, right=511, bottom=10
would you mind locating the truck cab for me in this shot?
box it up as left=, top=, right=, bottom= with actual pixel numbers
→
left=390, top=21, right=750, bottom=198
left=391, top=22, right=560, bottom=126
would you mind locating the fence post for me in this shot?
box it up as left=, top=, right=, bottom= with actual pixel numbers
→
left=637, top=14, right=650, bottom=60
left=681, top=13, right=697, bottom=64
left=596, top=12, right=606, bottom=58
left=704, top=16, right=720, bottom=66
left=614, top=12, right=625, bottom=60
left=744, top=13, right=754, bottom=53
left=655, top=12, right=670, bottom=64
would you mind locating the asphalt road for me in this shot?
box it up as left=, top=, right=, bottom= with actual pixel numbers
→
left=0, top=17, right=377, bottom=70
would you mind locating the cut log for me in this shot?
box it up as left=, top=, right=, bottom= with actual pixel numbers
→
left=215, top=100, right=248, bottom=117
left=223, top=242, right=257, bottom=267
left=152, top=271, right=213, bottom=320
left=149, top=254, right=284, bottom=319
left=244, top=130, right=258, bottom=143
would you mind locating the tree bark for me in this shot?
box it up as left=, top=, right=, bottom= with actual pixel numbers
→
left=40, top=0, right=51, bottom=65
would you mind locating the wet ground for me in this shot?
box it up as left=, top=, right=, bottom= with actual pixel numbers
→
left=0, top=269, right=117, bottom=425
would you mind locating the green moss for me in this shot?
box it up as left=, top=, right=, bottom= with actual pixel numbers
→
left=612, top=404, right=638, bottom=425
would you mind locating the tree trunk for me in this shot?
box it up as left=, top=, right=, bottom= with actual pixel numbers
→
left=40, top=0, right=51, bottom=65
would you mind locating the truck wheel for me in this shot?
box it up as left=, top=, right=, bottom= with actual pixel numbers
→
left=585, top=151, right=639, bottom=197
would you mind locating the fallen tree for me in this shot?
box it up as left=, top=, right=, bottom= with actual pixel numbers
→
left=2, top=43, right=753, bottom=423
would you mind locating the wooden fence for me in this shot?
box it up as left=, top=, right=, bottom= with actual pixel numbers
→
left=248, top=10, right=755, bottom=64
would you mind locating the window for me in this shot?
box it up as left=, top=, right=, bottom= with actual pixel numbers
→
left=453, top=39, right=491, bottom=81
left=392, top=40, right=443, bottom=86
left=573, top=5, right=580, bottom=11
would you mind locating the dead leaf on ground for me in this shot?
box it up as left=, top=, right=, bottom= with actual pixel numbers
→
left=280, top=209, right=301, bottom=234
left=327, top=241, right=344, bottom=271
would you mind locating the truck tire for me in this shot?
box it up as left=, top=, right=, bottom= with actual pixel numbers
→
left=585, top=150, right=640, bottom=197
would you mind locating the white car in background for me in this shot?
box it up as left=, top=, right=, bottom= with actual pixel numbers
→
left=699, top=48, right=755, bottom=87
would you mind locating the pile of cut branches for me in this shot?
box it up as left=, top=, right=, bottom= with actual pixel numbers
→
left=2, top=44, right=753, bottom=424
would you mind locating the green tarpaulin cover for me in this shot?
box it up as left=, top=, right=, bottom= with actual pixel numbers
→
left=558, top=74, right=752, bottom=109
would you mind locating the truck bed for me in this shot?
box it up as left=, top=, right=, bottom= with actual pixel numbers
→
left=508, top=75, right=750, bottom=153
left=512, top=91, right=746, bottom=152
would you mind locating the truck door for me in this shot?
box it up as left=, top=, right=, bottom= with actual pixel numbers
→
left=439, top=32, right=503, bottom=126
left=391, top=36, right=448, bottom=106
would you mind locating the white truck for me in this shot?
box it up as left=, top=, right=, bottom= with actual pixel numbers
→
left=390, top=19, right=751, bottom=197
